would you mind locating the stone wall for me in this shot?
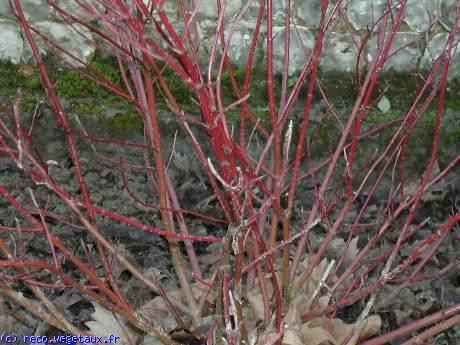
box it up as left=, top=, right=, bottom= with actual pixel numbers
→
left=0, top=0, right=459, bottom=78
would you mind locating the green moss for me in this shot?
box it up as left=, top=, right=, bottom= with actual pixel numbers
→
left=0, top=61, right=45, bottom=112
left=317, top=70, right=358, bottom=105
left=0, top=62, right=41, bottom=96
left=47, top=54, right=145, bottom=135
left=0, top=61, right=23, bottom=89
left=161, top=68, right=194, bottom=101
left=218, top=67, right=270, bottom=102
left=98, top=111, right=143, bottom=136
left=24, top=74, right=42, bottom=91
left=71, top=103, right=105, bottom=116
left=364, top=107, right=460, bottom=170
left=155, top=60, right=274, bottom=125
left=310, top=115, right=341, bottom=156
left=367, top=111, right=402, bottom=124
left=54, top=54, right=121, bottom=99
left=2, top=49, right=459, bottom=144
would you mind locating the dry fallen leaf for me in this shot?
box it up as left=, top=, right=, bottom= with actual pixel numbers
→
left=281, top=307, right=303, bottom=345
left=300, top=325, right=338, bottom=345
left=328, top=237, right=359, bottom=272
left=304, top=258, right=329, bottom=298
left=255, top=332, right=279, bottom=345
left=358, top=315, right=381, bottom=341
left=18, top=63, right=36, bottom=76
left=138, top=297, right=179, bottom=334
left=403, top=180, right=447, bottom=202
left=402, top=160, right=447, bottom=202
left=86, top=302, right=139, bottom=345
left=247, top=289, right=266, bottom=323
left=317, top=294, right=332, bottom=311
left=198, top=252, right=221, bottom=266
left=329, top=318, right=355, bottom=343
left=52, top=291, right=82, bottom=310
left=245, top=255, right=381, bottom=345
left=0, top=315, right=15, bottom=332
left=141, top=334, right=164, bottom=345
left=282, top=329, right=304, bottom=345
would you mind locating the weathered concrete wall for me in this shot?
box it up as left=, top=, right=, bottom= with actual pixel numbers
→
left=1, top=0, right=459, bottom=77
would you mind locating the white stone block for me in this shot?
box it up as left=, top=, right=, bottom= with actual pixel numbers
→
left=404, top=0, right=440, bottom=32
left=421, top=33, right=460, bottom=79
left=367, top=32, right=421, bottom=72
left=0, top=20, right=24, bottom=64
left=347, top=0, right=386, bottom=30
left=272, top=25, right=315, bottom=76
left=322, top=32, right=362, bottom=72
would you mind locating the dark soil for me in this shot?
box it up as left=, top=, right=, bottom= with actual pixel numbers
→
left=0, top=104, right=459, bottom=344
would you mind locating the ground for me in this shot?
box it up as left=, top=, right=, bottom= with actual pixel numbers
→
left=0, top=56, right=459, bottom=344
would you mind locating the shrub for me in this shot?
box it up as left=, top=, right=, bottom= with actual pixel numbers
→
left=1, top=1, right=459, bottom=344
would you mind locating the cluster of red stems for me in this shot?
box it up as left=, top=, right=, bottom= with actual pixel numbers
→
left=0, top=0, right=459, bottom=344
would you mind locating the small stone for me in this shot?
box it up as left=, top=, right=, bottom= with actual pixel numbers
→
left=100, top=168, right=111, bottom=178
left=92, top=193, right=103, bottom=204
left=377, top=95, right=391, bottom=113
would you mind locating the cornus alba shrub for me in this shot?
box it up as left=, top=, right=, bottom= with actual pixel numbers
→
left=1, top=1, right=459, bottom=344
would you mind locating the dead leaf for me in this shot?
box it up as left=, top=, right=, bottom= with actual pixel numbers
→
left=86, top=302, right=138, bottom=344
left=246, top=255, right=380, bottom=345
left=52, top=291, right=82, bottom=310
left=281, top=307, right=303, bottom=345
left=138, top=297, right=180, bottom=333
left=300, top=325, right=338, bottom=345
left=284, top=307, right=301, bottom=329
left=19, top=64, right=36, bottom=76
left=402, top=160, right=447, bottom=202
left=141, top=334, right=164, bottom=345
left=292, top=293, right=311, bottom=316
left=317, top=294, right=332, bottom=311
left=327, top=238, right=346, bottom=259
left=403, top=180, right=447, bottom=202
left=0, top=157, right=17, bottom=171
left=304, top=258, right=329, bottom=297
left=191, top=283, right=217, bottom=305
left=256, top=332, right=279, bottom=345
left=358, top=315, right=381, bottom=341
left=282, top=329, right=304, bottom=345
left=329, top=318, right=355, bottom=343
left=247, top=290, right=265, bottom=323
left=198, top=252, right=221, bottom=266
left=0, top=315, right=15, bottom=332
left=344, top=237, right=359, bottom=267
